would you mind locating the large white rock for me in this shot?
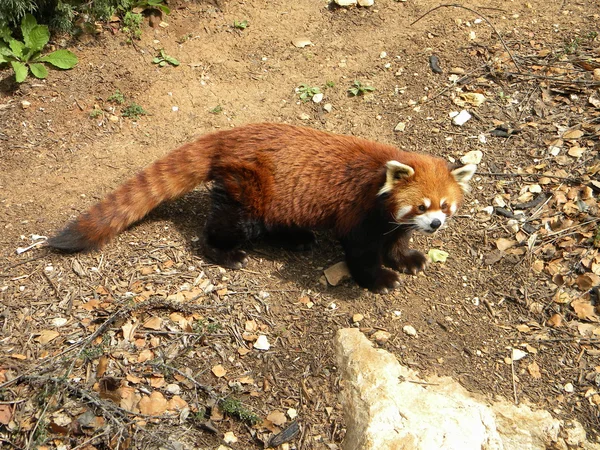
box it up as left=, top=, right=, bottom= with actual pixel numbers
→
left=334, top=328, right=596, bottom=450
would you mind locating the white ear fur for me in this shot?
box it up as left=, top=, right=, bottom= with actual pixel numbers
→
left=451, top=164, right=477, bottom=192
left=378, top=161, right=415, bottom=196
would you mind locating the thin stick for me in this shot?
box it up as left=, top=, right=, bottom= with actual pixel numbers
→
left=480, top=172, right=583, bottom=183
left=410, top=3, right=522, bottom=73
left=510, top=357, right=519, bottom=405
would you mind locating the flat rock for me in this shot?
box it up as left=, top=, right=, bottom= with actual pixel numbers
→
left=334, top=328, right=597, bottom=450
left=324, top=262, right=351, bottom=286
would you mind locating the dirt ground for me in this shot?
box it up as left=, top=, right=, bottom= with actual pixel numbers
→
left=1, top=0, right=600, bottom=448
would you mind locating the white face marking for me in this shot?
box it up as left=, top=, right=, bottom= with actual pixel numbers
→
left=395, top=205, right=413, bottom=221
left=422, top=198, right=431, bottom=209
left=414, top=210, right=447, bottom=233
left=440, top=198, right=446, bottom=207
left=450, top=203, right=457, bottom=214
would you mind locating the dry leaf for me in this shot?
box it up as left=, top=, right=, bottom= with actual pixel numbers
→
left=121, top=320, right=137, bottom=342
left=496, top=238, right=517, bottom=251
left=572, top=298, right=598, bottom=321
left=576, top=274, right=600, bottom=291
left=35, top=330, right=60, bottom=345
left=97, top=355, right=109, bottom=378
left=212, top=364, right=227, bottom=378
left=0, top=405, right=12, bottom=425
left=167, top=395, right=188, bottom=412
left=143, top=317, right=163, bottom=330
left=547, top=313, right=563, bottom=327
left=562, top=129, right=584, bottom=140
left=138, top=349, right=155, bottom=363
left=528, top=361, right=542, bottom=379
left=139, top=391, right=168, bottom=416
left=266, top=410, right=287, bottom=426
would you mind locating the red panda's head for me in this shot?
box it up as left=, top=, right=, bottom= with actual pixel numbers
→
left=378, top=158, right=476, bottom=233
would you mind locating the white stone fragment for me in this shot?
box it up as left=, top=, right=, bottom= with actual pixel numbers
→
left=460, top=150, right=482, bottom=165
left=403, top=325, right=417, bottom=337
left=335, top=0, right=357, bottom=5
left=358, top=0, right=374, bottom=5
left=312, top=93, right=324, bottom=103
left=511, top=348, right=527, bottom=361
left=452, top=110, right=472, bottom=126
left=253, top=335, right=271, bottom=351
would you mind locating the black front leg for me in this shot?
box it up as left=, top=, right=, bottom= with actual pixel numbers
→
left=383, top=228, right=428, bottom=275
left=341, top=237, right=400, bottom=294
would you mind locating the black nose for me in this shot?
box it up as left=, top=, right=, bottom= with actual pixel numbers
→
left=430, top=219, right=442, bottom=230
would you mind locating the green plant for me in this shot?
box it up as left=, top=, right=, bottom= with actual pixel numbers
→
left=108, top=90, right=125, bottom=104
left=297, top=83, right=321, bottom=102
left=209, top=105, right=223, bottom=114
left=122, top=11, right=142, bottom=40
left=89, top=108, right=103, bottom=119
left=133, top=0, right=170, bottom=15
left=0, top=14, right=78, bottom=83
left=122, top=102, right=147, bottom=119
left=348, top=80, right=375, bottom=96
left=219, top=398, right=260, bottom=425
left=152, top=49, right=179, bottom=67
left=325, top=80, right=335, bottom=88
left=233, top=19, right=248, bottom=30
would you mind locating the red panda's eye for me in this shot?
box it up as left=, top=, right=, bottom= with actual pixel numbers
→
left=441, top=203, right=448, bottom=211
left=418, top=205, right=426, bottom=212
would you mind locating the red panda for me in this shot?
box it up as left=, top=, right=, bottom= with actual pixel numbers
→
left=48, top=123, right=476, bottom=293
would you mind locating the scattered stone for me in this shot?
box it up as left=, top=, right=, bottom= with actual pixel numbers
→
left=372, top=330, right=391, bottom=344
left=358, top=0, right=374, bottom=5
left=394, top=122, right=406, bottom=132
left=223, top=431, right=238, bottom=444
left=564, top=383, right=574, bottom=393
left=312, top=93, right=323, bottom=103
left=511, top=348, right=527, bottom=361
left=402, top=325, right=417, bottom=337
left=323, top=103, right=333, bottom=113
left=254, top=335, right=271, bottom=351
left=352, top=313, right=364, bottom=323
left=334, top=0, right=357, bottom=5
left=379, top=51, right=387, bottom=59
left=449, top=67, right=465, bottom=75
left=299, top=113, right=310, bottom=121
left=324, top=261, right=351, bottom=286
left=451, top=110, right=472, bottom=126
left=594, top=68, right=600, bottom=81
left=21, top=100, right=31, bottom=109
left=429, top=55, right=443, bottom=74
left=108, top=115, right=119, bottom=122
left=460, top=150, right=483, bottom=165
left=166, top=383, right=181, bottom=395
left=292, top=37, right=313, bottom=48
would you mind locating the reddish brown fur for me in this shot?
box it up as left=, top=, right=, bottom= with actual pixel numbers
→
left=49, top=123, right=462, bottom=253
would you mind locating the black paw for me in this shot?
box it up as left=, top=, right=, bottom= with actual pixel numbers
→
left=204, top=246, right=249, bottom=270
left=369, top=268, right=401, bottom=294
left=385, top=250, right=427, bottom=275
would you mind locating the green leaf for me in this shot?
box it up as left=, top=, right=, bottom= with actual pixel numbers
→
left=10, top=60, right=28, bottom=82
left=428, top=249, right=449, bottom=263
left=158, top=5, right=171, bottom=14
left=0, top=43, right=14, bottom=61
left=159, top=60, right=167, bottom=67
left=0, top=25, right=12, bottom=42
left=165, top=56, right=179, bottom=66
left=26, top=25, right=50, bottom=52
left=29, top=62, right=48, bottom=79
left=21, top=14, right=37, bottom=46
left=38, top=49, right=78, bottom=69
left=152, top=57, right=161, bottom=64
left=9, top=39, right=24, bottom=58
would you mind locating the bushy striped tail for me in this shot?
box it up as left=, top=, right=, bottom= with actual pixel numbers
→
left=48, top=140, right=213, bottom=252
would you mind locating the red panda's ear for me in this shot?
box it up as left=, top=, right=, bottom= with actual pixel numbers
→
left=451, top=164, right=477, bottom=192
left=378, top=161, right=415, bottom=196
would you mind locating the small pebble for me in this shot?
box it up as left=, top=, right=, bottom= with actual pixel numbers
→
left=403, top=325, right=417, bottom=337
left=21, top=100, right=31, bottom=109
left=373, top=330, right=391, bottom=343
left=352, top=313, right=364, bottom=323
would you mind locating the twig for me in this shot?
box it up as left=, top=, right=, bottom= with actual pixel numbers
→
left=510, top=357, right=519, bottom=404
left=505, top=71, right=600, bottom=86
left=480, top=172, right=583, bottom=183
left=410, top=3, right=521, bottom=73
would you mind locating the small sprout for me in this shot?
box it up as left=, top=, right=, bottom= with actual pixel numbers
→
left=122, top=11, right=142, bottom=40
left=152, top=49, right=180, bottom=67
left=325, top=80, right=335, bottom=88
left=233, top=20, right=248, bottom=30
left=108, top=90, right=125, bottom=104
left=348, top=80, right=375, bottom=97
left=89, top=108, right=103, bottom=119
left=219, top=398, right=260, bottom=425
left=297, top=83, right=321, bottom=102
left=122, top=102, right=147, bottom=120
left=209, top=105, right=223, bottom=114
